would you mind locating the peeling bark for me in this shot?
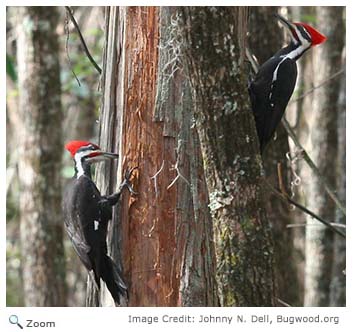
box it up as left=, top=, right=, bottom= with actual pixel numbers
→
left=178, top=7, right=275, bottom=306
left=88, top=6, right=218, bottom=307
left=16, top=6, right=66, bottom=306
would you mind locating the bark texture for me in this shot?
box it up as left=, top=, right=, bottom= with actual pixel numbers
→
left=88, top=6, right=218, bottom=307
left=17, top=7, right=66, bottom=306
left=248, top=6, right=300, bottom=306
left=303, top=7, right=345, bottom=306
left=178, top=7, right=275, bottom=306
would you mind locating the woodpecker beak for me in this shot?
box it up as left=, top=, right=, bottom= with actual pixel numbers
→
left=100, top=151, right=119, bottom=159
left=88, top=150, right=118, bottom=163
left=275, top=14, right=297, bottom=33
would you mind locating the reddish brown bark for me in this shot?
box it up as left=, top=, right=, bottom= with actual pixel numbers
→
left=119, top=7, right=179, bottom=306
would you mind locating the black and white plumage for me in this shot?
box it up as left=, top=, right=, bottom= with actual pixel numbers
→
left=249, top=14, right=326, bottom=152
left=63, top=140, right=136, bottom=306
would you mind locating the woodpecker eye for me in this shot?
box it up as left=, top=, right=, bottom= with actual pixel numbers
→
left=298, top=25, right=312, bottom=41
left=294, top=23, right=315, bottom=44
left=77, top=145, right=98, bottom=155
left=89, top=143, right=100, bottom=150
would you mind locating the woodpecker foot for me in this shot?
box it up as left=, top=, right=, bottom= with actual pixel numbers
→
left=120, top=166, right=138, bottom=195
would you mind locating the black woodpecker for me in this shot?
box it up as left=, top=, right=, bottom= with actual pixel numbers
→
left=249, top=14, right=327, bottom=152
left=63, top=140, right=136, bottom=305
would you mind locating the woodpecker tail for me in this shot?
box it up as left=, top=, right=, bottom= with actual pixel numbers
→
left=101, top=255, right=128, bottom=306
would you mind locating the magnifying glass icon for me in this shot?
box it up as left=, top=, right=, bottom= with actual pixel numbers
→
left=9, top=315, right=23, bottom=329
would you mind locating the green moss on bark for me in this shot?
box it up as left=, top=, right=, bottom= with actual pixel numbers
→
left=178, top=6, right=275, bottom=306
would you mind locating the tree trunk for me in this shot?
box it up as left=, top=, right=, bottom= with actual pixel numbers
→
left=330, top=50, right=346, bottom=305
left=248, top=6, right=300, bottom=306
left=87, top=6, right=218, bottom=307
left=303, top=7, right=345, bottom=306
left=16, top=6, right=66, bottom=306
left=178, top=7, right=275, bottom=306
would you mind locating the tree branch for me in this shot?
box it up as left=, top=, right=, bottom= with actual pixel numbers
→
left=65, top=6, right=102, bottom=75
left=286, top=223, right=346, bottom=229
left=290, top=68, right=345, bottom=104
left=264, top=180, right=346, bottom=238
left=281, top=117, right=346, bottom=216
left=64, top=9, right=81, bottom=86
left=276, top=298, right=292, bottom=307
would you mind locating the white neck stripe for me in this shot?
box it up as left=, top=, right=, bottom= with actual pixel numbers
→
left=272, top=43, right=309, bottom=83
left=269, top=43, right=309, bottom=104
left=286, top=43, right=309, bottom=60
left=269, top=27, right=311, bottom=104
left=74, top=150, right=92, bottom=178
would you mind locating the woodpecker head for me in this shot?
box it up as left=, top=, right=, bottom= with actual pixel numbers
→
left=276, top=14, right=327, bottom=48
left=65, top=140, right=118, bottom=164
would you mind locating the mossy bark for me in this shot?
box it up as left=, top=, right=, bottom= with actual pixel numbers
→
left=178, top=7, right=275, bottom=306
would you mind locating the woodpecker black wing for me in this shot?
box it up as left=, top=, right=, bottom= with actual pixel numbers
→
left=249, top=56, right=297, bottom=152
left=62, top=176, right=103, bottom=272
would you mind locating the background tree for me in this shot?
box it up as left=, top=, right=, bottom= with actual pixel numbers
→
left=6, top=7, right=24, bottom=306
left=285, top=6, right=309, bottom=303
left=16, top=6, right=66, bottom=306
left=301, top=7, right=345, bottom=306
left=285, top=6, right=346, bottom=306
left=329, top=50, right=346, bottom=306
left=7, top=6, right=107, bottom=307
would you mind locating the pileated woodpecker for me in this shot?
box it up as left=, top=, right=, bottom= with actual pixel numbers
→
left=63, top=140, right=136, bottom=305
left=249, top=14, right=327, bottom=152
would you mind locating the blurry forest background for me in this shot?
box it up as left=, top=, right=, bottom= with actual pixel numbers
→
left=6, top=6, right=345, bottom=307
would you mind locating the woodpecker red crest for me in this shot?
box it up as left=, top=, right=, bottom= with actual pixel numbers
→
left=65, top=140, right=100, bottom=157
left=294, top=22, right=327, bottom=46
left=276, top=14, right=326, bottom=51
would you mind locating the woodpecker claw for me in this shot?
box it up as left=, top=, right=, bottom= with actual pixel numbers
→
left=125, top=166, right=138, bottom=180
left=121, top=166, right=138, bottom=195
left=88, top=270, right=100, bottom=292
